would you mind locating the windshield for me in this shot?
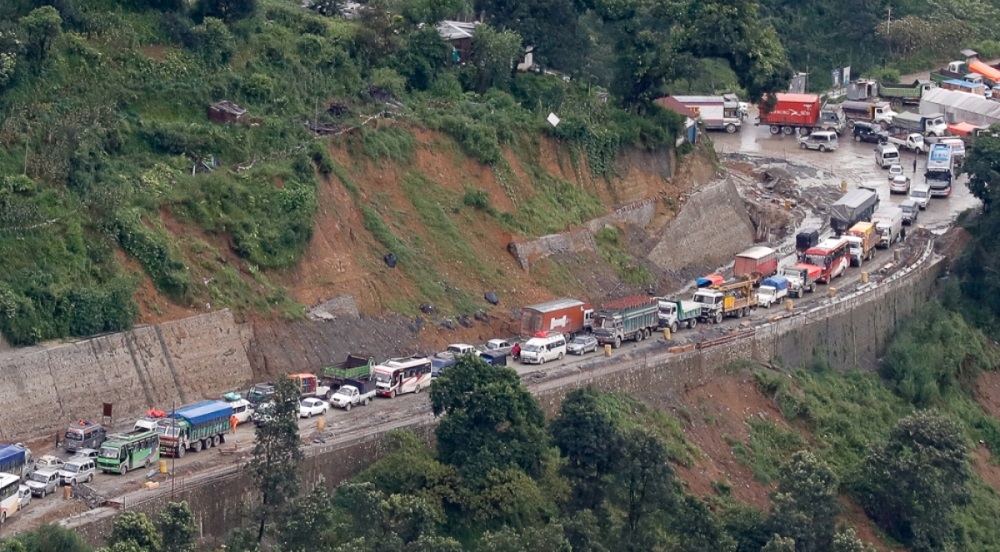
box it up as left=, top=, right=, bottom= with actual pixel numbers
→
left=522, top=344, right=542, bottom=353
left=571, top=337, right=587, bottom=345
left=30, top=472, right=49, bottom=483
left=100, top=447, right=119, bottom=459
left=911, top=190, right=928, bottom=198
left=374, top=372, right=392, bottom=383
left=157, top=424, right=180, bottom=438
left=63, top=464, right=80, bottom=473
left=804, top=254, right=829, bottom=266
left=693, top=292, right=715, bottom=304
left=599, top=319, right=616, bottom=329
left=930, top=148, right=950, bottom=162
left=65, top=432, right=82, bottom=441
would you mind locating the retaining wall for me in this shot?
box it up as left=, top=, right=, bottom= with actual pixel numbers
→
left=0, top=310, right=253, bottom=443
left=66, top=245, right=943, bottom=547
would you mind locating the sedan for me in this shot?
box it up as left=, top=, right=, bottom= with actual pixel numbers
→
left=887, top=164, right=904, bottom=180
left=567, top=335, right=599, bottom=355
left=299, top=398, right=329, bottom=418
left=889, top=175, right=911, bottom=194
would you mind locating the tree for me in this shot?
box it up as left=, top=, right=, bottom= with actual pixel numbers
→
left=196, top=0, right=257, bottom=22
left=430, top=355, right=548, bottom=480
left=473, top=0, right=589, bottom=71
left=19, top=6, right=61, bottom=63
left=477, top=525, right=572, bottom=552
left=670, top=494, right=737, bottom=552
left=390, top=26, right=451, bottom=91
left=273, top=479, right=336, bottom=552
left=832, top=528, right=876, bottom=552
left=762, top=534, right=797, bottom=552
left=157, top=502, right=196, bottom=552
left=550, top=388, right=621, bottom=511
left=401, top=0, right=470, bottom=25
left=614, top=428, right=675, bottom=534
left=767, top=450, right=839, bottom=552
left=249, top=374, right=303, bottom=541
left=108, top=511, right=162, bottom=552
left=470, top=24, right=523, bottom=93
left=858, top=411, right=970, bottom=551
left=336, top=482, right=443, bottom=547
left=962, top=124, right=1000, bottom=212
left=466, top=468, right=556, bottom=529
left=16, top=524, right=92, bottom=552
left=721, top=502, right=771, bottom=552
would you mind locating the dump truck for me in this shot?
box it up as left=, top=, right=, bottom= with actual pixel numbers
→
left=758, top=276, right=789, bottom=308
left=841, top=100, right=896, bottom=128
left=157, top=400, right=233, bottom=458
left=845, top=221, right=877, bottom=266
left=830, top=189, right=880, bottom=235
left=878, top=80, right=937, bottom=108
left=656, top=298, right=703, bottom=333
left=929, top=61, right=988, bottom=85
left=891, top=111, right=947, bottom=138
left=757, top=93, right=846, bottom=135
left=733, top=246, right=779, bottom=283
left=322, top=354, right=376, bottom=393
left=519, top=298, right=594, bottom=338
left=779, top=265, right=822, bottom=298
left=693, top=280, right=757, bottom=324
left=592, top=296, right=660, bottom=348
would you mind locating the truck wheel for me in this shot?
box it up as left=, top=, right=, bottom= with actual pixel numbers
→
left=769, top=125, right=780, bottom=135
left=193, top=440, right=202, bottom=452
left=364, top=398, right=370, bottom=406
left=819, top=145, right=827, bottom=152
left=670, top=322, right=679, bottom=334
left=854, top=134, right=861, bottom=142
left=782, top=126, right=794, bottom=135
left=614, top=337, right=621, bottom=349
left=688, top=318, right=697, bottom=329
left=345, top=402, right=352, bottom=411
left=390, top=390, right=396, bottom=398
left=726, top=123, right=737, bottom=134
left=558, top=351, right=565, bottom=360
left=120, top=464, right=128, bottom=475
left=847, top=119, right=856, bottom=129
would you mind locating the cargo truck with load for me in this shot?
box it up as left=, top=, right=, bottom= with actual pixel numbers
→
left=733, top=246, right=778, bottom=284
left=830, top=189, right=880, bottom=235
left=157, top=400, right=233, bottom=458
left=757, top=93, right=846, bottom=135
left=592, top=297, right=659, bottom=348
left=757, top=276, right=789, bottom=308
left=925, top=143, right=955, bottom=197
left=841, top=100, right=896, bottom=129
left=322, top=354, right=375, bottom=392
left=847, top=79, right=936, bottom=107
left=930, top=61, right=988, bottom=86
left=891, top=112, right=947, bottom=137
left=845, top=221, right=877, bottom=266
left=693, top=280, right=758, bottom=324
left=519, top=298, right=593, bottom=338
left=871, top=207, right=904, bottom=248
left=884, top=132, right=928, bottom=153
left=671, top=94, right=742, bottom=133
left=780, top=265, right=821, bottom=298
left=655, top=298, right=703, bottom=333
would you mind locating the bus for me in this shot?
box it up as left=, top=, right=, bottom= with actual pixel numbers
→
left=373, top=356, right=433, bottom=398
left=798, top=237, right=850, bottom=284
left=0, top=473, right=23, bottom=524
left=97, top=429, right=160, bottom=475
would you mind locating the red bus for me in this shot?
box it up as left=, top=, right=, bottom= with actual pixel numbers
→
left=798, top=237, right=850, bottom=284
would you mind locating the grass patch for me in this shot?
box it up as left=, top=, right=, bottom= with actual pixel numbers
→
left=594, top=226, right=654, bottom=286
left=592, top=391, right=700, bottom=467
left=355, top=125, right=416, bottom=166
left=731, top=418, right=804, bottom=483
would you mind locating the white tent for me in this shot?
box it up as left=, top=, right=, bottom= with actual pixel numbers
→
left=919, top=88, right=1000, bottom=127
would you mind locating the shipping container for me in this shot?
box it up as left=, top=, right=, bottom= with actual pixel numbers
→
left=519, top=298, right=594, bottom=338
left=759, top=93, right=821, bottom=127
left=734, top=246, right=779, bottom=281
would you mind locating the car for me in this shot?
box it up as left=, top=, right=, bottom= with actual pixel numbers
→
left=25, top=469, right=60, bottom=497
left=798, top=131, right=839, bottom=152
left=34, top=455, right=64, bottom=471
left=899, top=199, right=920, bottom=225
left=483, top=339, right=514, bottom=356
left=18, top=484, right=31, bottom=508
left=889, top=175, right=911, bottom=194
left=57, top=458, right=95, bottom=486
left=887, top=164, right=904, bottom=180
left=445, top=344, right=480, bottom=357
left=72, top=448, right=99, bottom=460
left=909, top=184, right=930, bottom=209
left=567, top=335, right=599, bottom=355
left=252, top=401, right=275, bottom=427
left=853, top=121, right=888, bottom=144
left=299, top=398, right=329, bottom=418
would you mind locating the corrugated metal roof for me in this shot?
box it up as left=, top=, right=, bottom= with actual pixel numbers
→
left=525, top=298, right=585, bottom=313
left=943, top=79, right=984, bottom=90
left=775, top=93, right=820, bottom=103
left=921, top=88, right=1000, bottom=121
left=736, top=246, right=777, bottom=260
left=672, top=95, right=727, bottom=104
left=436, top=20, right=478, bottom=40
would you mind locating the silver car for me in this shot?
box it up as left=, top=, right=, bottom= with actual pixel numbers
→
left=567, top=335, right=598, bottom=355
left=798, top=131, right=839, bottom=152
left=26, top=469, right=60, bottom=497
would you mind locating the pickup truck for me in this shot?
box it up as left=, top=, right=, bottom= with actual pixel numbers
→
left=758, top=276, right=789, bottom=308
left=328, top=379, right=378, bottom=411
left=885, top=132, right=928, bottom=153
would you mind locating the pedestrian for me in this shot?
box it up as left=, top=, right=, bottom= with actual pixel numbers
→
left=913, top=158, right=917, bottom=173
left=511, top=342, right=521, bottom=360
left=230, top=414, right=238, bottom=434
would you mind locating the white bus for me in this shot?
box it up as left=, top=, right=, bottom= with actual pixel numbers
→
left=373, top=356, right=432, bottom=398
left=0, top=472, right=23, bottom=524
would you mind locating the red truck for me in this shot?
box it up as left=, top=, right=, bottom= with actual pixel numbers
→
left=734, top=246, right=778, bottom=284
left=757, top=93, right=847, bottom=136
left=519, top=298, right=594, bottom=338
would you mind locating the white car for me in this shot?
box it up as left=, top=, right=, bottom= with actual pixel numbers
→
left=889, top=175, right=911, bottom=194
left=18, top=485, right=31, bottom=508
left=57, top=458, right=96, bottom=486
left=445, top=344, right=480, bottom=357
left=73, top=448, right=99, bottom=460
left=484, top=339, right=514, bottom=355
left=887, top=164, right=904, bottom=180
left=299, top=398, right=329, bottom=418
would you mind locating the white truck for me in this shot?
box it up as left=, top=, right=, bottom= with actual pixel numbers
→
left=329, top=379, right=378, bottom=411
left=757, top=276, right=789, bottom=308
left=780, top=265, right=822, bottom=298
left=655, top=298, right=703, bottom=333
left=885, top=132, right=928, bottom=153
left=871, top=207, right=904, bottom=248
left=672, top=94, right=743, bottom=133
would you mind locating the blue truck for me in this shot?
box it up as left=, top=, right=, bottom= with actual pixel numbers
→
left=0, top=444, right=33, bottom=481
left=157, top=400, right=234, bottom=457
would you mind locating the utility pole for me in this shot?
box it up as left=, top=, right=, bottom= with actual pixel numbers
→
left=886, top=6, right=891, bottom=34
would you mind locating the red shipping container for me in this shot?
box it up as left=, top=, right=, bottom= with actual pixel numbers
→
left=758, top=93, right=821, bottom=127
left=734, top=246, right=779, bottom=279
left=519, top=298, right=593, bottom=337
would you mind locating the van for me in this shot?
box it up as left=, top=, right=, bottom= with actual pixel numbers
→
left=63, top=420, right=106, bottom=453
left=798, top=131, right=839, bottom=152
left=57, top=458, right=95, bottom=486
left=899, top=199, right=919, bottom=225
left=875, top=143, right=900, bottom=168
left=519, top=332, right=567, bottom=365
left=909, top=183, right=930, bottom=209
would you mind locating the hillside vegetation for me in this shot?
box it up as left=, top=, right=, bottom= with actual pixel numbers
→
left=0, top=0, right=790, bottom=346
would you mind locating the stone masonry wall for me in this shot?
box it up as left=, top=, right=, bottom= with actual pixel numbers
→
left=0, top=310, right=252, bottom=443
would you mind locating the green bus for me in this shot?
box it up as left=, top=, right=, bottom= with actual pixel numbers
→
left=97, top=429, right=159, bottom=475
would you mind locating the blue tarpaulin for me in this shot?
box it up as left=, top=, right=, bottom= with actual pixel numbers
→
left=172, top=400, right=233, bottom=425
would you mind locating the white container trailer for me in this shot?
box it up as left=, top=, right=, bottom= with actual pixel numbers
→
left=672, top=94, right=743, bottom=133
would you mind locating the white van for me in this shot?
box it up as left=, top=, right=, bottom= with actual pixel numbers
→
left=519, top=332, right=567, bottom=365
left=875, top=143, right=900, bottom=168
left=909, top=183, right=930, bottom=209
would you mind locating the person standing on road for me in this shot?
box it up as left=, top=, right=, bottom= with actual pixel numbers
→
left=230, top=414, right=238, bottom=433
left=913, top=158, right=917, bottom=174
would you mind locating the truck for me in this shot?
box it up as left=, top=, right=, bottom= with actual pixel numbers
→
left=592, top=296, right=660, bottom=348
left=693, top=279, right=758, bottom=324
left=925, top=143, right=955, bottom=197
left=247, top=373, right=334, bottom=404
left=733, top=246, right=779, bottom=283
left=879, top=80, right=937, bottom=108
left=0, top=444, right=33, bottom=481
left=322, top=354, right=375, bottom=392
left=891, top=111, right=947, bottom=138
left=656, top=298, right=703, bottom=333
left=871, top=207, right=904, bottom=248
left=930, top=61, right=987, bottom=86
left=672, top=94, right=743, bottom=133
left=845, top=221, right=878, bottom=266
left=157, top=400, right=233, bottom=458
left=779, top=265, right=822, bottom=298
left=884, top=132, right=928, bottom=153
left=757, top=276, right=789, bottom=308
left=940, top=78, right=987, bottom=97
left=757, top=93, right=846, bottom=135
left=830, top=189, right=880, bottom=235
left=519, top=298, right=594, bottom=338
left=328, top=378, right=378, bottom=411
left=841, top=100, right=896, bottom=129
